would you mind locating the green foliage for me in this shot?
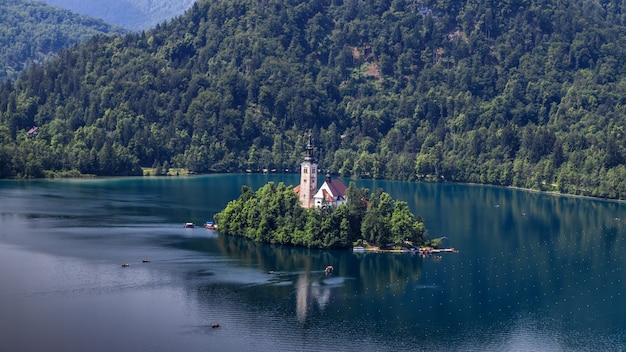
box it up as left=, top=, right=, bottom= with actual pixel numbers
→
left=215, top=182, right=427, bottom=250
left=0, top=0, right=127, bottom=82
left=2, top=0, right=626, bottom=199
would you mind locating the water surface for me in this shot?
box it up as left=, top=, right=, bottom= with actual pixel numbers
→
left=1, top=175, right=625, bottom=351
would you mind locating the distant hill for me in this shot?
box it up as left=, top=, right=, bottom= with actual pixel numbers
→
left=0, top=0, right=126, bottom=82
left=41, top=0, right=196, bottom=31
left=3, top=0, right=626, bottom=200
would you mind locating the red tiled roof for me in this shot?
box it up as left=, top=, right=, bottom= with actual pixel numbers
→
left=27, top=126, right=39, bottom=137
left=326, top=179, right=347, bottom=199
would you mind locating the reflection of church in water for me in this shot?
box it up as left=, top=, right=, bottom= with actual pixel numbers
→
left=293, top=135, right=347, bottom=209
left=295, top=272, right=332, bottom=323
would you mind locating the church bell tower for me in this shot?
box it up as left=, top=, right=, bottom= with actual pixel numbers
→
left=299, top=134, right=318, bottom=208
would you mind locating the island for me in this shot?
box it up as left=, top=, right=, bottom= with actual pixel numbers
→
left=214, top=137, right=446, bottom=251
left=215, top=180, right=436, bottom=250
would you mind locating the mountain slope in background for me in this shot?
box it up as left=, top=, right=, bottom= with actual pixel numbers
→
left=3, top=0, right=626, bottom=200
left=41, top=0, right=197, bottom=31
left=0, top=0, right=127, bottom=82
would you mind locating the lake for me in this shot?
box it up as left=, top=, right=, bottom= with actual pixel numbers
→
left=1, top=174, right=625, bottom=351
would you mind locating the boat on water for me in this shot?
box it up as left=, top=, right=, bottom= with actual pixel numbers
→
left=183, top=222, right=195, bottom=228
left=352, top=246, right=365, bottom=252
left=324, top=265, right=334, bottom=275
left=204, top=221, right=216, bottom=230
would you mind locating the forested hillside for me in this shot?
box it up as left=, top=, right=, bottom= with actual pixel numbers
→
left=0, top=0, right=127, bottom=82
left=2, top=0, right=626, bottom=199
left=41, top=0, right=196, bottom=31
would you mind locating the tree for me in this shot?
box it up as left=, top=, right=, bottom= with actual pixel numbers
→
left=215, top=181, right=427, bottom=249
left=3, top=0, right=626, bottom=201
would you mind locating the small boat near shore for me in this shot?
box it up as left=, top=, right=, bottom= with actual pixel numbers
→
left=204, top=221, right=216, bottom=230
left=183, top=222, right=195, bottom=228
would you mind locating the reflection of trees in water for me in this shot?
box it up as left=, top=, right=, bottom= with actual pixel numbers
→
left=188, top=217, right=626, bottom=336
left=214, top=234, right=339, bottom=273
left=204, top=235, right=427, bottom=323
left=215, top=233, right=424, bottom=292
left=353, top=253, right=424, bottom=294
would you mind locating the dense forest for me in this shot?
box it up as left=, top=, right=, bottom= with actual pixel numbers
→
left=215, top=182, right=427, bottom=249
left=41, top=0, right=196, bottom=31
left=2, top=0, right=626, bottom=199
left=0, top=0, right=127, bottom=82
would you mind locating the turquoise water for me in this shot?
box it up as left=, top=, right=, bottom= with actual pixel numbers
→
left=0, top=174, right=625, bottom=351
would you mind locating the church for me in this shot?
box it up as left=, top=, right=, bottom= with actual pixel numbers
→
left=293, top=136, right=347, bottom=209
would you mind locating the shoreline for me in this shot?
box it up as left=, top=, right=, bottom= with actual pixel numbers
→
left=443, top=180, right=626, bottom=204
left=5, top=172, right=625, bottom=204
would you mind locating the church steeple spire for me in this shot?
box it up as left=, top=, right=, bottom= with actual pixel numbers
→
left=304, top=133, right=314, bottom=162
